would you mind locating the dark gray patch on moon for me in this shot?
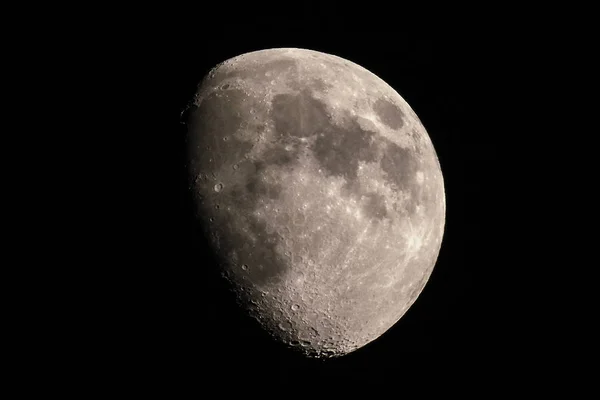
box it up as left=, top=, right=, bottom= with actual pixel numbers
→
left=185, top=84, right=295, bottom=287
left=271, top=87, right=390, bottom=219
left=408, top=129, right=424, bottom=155
left=200, top=89, right=246, bottom=135
left=186, top=89, right=256, bottom=174
left=214, top=211, right=289, bottom=287
left=245, top=175, right=282, bottom=201
left=362, top=192, right=388, bottom=220
left=380, top=141, right=418, bottom=191
left=312, top=116, right=377, bottom=183
left=227, top=185, right=251, bottom=211
left=204, top=185, right=289, bottom=287
left=380, top=141, right=422, bottom=214
left=410, top=128, right=422, bottom=141
left=227, top=160, right=283, bottom=213
left=271, top=90, right=331, bottom=139
left=309, top=78, right=333, bottom=92
left=373, top=97, right=405, bottom=130
left=241, top=217, right=288, bottom=285
left=261, top=146, right=296, bottom=167
left=272, top=90, right=380, bottom=185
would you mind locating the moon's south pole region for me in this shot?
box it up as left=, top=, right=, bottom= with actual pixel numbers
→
left=184, top=48, right=446, bottom=358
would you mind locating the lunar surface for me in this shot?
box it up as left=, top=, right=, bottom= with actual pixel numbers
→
left=184, top=48, right=445, bottom=358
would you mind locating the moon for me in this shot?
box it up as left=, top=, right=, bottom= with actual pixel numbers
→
left=184, top=48, right=445, bottom=358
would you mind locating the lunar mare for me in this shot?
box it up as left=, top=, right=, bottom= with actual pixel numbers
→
left=185, top=48, right=445, bottom=358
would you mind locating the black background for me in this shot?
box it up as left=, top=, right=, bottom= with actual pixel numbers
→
left=111, top=20, right=543, bottom=386
left=14, top=5, right=591, bottom=392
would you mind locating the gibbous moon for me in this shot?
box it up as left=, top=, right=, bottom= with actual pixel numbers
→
left=184, top=48, right=445, bottom=358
